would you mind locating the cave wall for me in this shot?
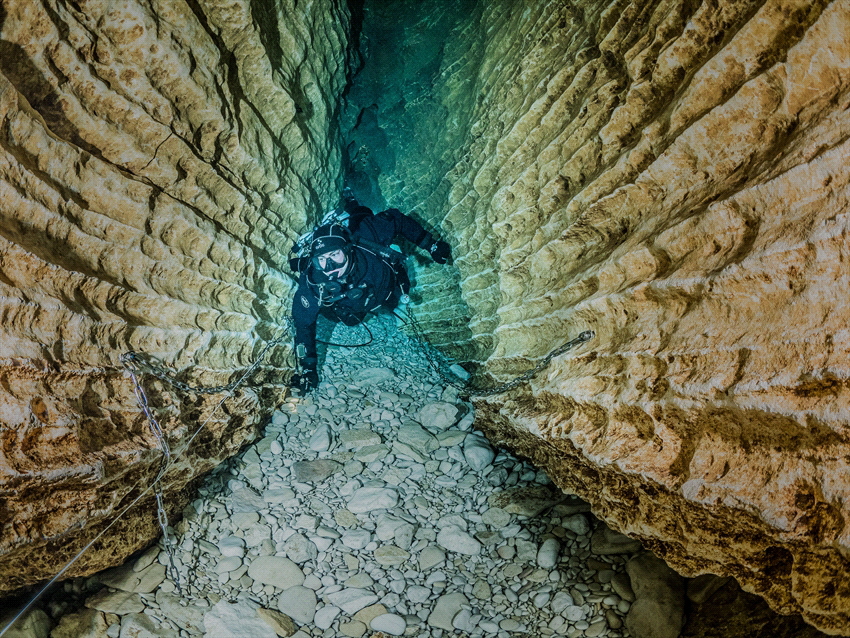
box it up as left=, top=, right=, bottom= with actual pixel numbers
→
left=2, top=0, right=849, bottom=633
left=0, top=0, right=352, bottom=591
left=342, top=0, right=850, bottom=634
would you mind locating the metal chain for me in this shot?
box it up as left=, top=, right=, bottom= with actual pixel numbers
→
left=122, top=363, right=182, bottom=594
left=118, top=332, right=287, bottom=596
left=126, top=365, right=171, bottom=459
left=0, top=334, right=292, bottom=635
left=120, top=333, right=287, bottom=395
left=400, top=309, right=473, bottom=392
left=154, top=491, right=182, bottom=594
left=399, top=308, right=594, bottom=397
left=465, top=330, right=595, bottom=397
left=120, top=354, right=252, bottom=395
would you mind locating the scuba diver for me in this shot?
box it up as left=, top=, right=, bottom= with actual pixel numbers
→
left=289, top=194, right=451, bottom=394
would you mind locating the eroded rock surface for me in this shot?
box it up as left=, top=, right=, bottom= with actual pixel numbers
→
left=0, top=0, right=351, bottom=590
left=343, top=0, right=850, bottom=633
left=2, top=0, right=849, bottom=633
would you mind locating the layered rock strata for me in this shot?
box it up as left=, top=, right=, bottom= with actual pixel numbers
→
left=342, top=0, right=850, bottom=633
left=0, top=0, right=350, bottom=591
left=2, top=0, right=849, bottom=633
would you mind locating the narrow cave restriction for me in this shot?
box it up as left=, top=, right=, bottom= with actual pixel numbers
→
left=86, top=312, right=632, bottom=637
left=288, top=191, right=452, bottom=395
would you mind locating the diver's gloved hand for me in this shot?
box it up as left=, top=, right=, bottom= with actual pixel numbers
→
left=291, top=369, right=318, bottom=394
left=428, top=240, right=451, bottom=264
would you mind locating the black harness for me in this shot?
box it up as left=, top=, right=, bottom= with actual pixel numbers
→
left=303, top=240, right=407, bottom=313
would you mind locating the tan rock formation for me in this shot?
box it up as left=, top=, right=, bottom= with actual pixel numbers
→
left=0, top=0, right=350, bottom=591
left=343, top=0, right=850, bottom=633
left=2, top=0, right=849, bottom=633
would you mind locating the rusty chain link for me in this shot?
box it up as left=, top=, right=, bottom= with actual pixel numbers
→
left=118, top=331, right=288, bottom=595
left=122, top=362, right=182, bottom=593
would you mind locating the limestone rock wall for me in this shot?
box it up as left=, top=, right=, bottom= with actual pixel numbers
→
left=343, top=0, right=850, bottom=633
left=0, top=0, right=350, bottom=592
left=342, top=0, right=488, bottom=361
left=2, top=0, right=850, bottom=632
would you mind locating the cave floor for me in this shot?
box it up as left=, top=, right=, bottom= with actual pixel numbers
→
left=6, top=312, right=833, bottom=637
left=53, top=312, right=636, bottom=637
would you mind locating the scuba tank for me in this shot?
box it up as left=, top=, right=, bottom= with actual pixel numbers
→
left=289, top=187, right=359, bottom=267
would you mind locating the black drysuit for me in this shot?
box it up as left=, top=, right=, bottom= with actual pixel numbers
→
left=291, top=208, right=440, bottom=376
